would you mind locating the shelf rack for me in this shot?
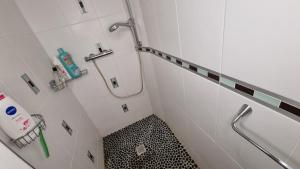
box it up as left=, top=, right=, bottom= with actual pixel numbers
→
left=49, top=69, right=88, bottom=92
left=13, top=114, right=46, bottom=148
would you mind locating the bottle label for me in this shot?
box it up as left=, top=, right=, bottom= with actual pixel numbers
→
left=63, top=55, right=73, bottom=65
left=6, top=106, right=17, bottom=116
left=22, top=119, right=30, bottom=131
left=0, top=95, right=5, bottom=100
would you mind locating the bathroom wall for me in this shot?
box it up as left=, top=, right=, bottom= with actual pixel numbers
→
left=139, top=0, right=300, bottom=169
left=14, top=0, right=153, bottom=136
left=0, top=0, right=103, bottom=169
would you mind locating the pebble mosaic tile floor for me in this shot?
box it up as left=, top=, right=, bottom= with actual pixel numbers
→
left=103, top=115, right=198, bottom=169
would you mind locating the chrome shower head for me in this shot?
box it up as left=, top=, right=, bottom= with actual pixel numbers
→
left=109, top=24, right=119, bottom=32
left=109, top=21, right=131, bottom=32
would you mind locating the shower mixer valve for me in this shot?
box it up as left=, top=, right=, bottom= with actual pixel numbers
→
left=84, top=43, right=114, bottom=62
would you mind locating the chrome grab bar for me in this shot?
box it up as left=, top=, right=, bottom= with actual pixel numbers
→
left=231, top=104, right=293, bottom=169
left=84, top=49, right=113, bottom=62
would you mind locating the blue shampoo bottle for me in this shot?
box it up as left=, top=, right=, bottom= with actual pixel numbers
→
left=57, top=48, right=81, bottom=79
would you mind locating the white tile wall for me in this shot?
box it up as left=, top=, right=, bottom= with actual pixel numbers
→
left=0, top=0, right=32, bottom=37
left=288, top=141, right=300, bottom=169
left=154, top=0, right=181, bottom=57
left=138, top=53, right=164, bottom=119
left=156, top=59, right=187, bottom=141
left=7, top=34, right=52, bottom=85
left=14, top=0, right=68, bottom=32
left=176, top=0, right=225, bottom=72
left=8, top=0, right=300, bottom=168
left=0, top=1, right=103, bottom=169
left=183, top=70, right=220, bottom=138
left=57, top=0, right=98, bottom=25
left=139, top=0, right=161, bottom=50
left=222, top=0, right=300, bottom=103
left=139, top=0, right=300, bottom=169
left=90, top=0, right=126, bottom=18
left=16, top=0, right=153, bottom=136
left=133, top=0, right=165, bottom=119
left=187, top=121, right=242, bottom=169
left=97, top=138, right=105, bottom=169
left=0, top=37, right=49, bottom=114
left=71, top=111, right=99, bottom=169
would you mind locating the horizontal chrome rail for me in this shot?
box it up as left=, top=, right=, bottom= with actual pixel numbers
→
left=84, top=49, right=113, bottom=62
left=232, top=104, right=293, bottom=169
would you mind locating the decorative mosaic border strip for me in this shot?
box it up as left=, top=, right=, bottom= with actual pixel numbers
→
left=138, top=47, right=300, bottom=121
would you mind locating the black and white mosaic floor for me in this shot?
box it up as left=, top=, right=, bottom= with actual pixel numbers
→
left=103, top=115, right=198, bottom=169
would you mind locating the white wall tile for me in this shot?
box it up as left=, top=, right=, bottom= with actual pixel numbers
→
left=287, top=140, right=300, bottom=169
left=155, top=0, right=181, bottom=57
left=176, top=0, right=225, bottom=72
left=125, top=90, right=153, bottom=121
left=71, top=111, right=99, bottom=169
left=36, top=27, right=78, bottom=58
left=138, top=1, right=165, bottom=119
left=151, top=57, right=189, bottom=144
left=70, top=19, right=109, bottom=55
left=90, top=0, right=126, bottom=18
left=139, top=0, right=161, bottom=49
left=187, top=120, right=242, bottom=169
left=7, top=34, right=52, bottom=86
left=85, top=96, right=134, bottom=136
left=238, top=141, right=283, bottom=169
left=222, top=0, right=300, bottom=103
left=57, top=0, right=97, bottom=25
left=0, top=38, right=49, bottom=114
left=114, top=50, right=142, bottom=95
left=97, top=139, right=105, bottom=169
left=77, top=97, right=111, bottom=135
left=154, top=58, right=185, bottom=114
left=15, top=0, right=68, bottom=32
left=139, top=0, right=300, bottom=168
left=183, top=70, right=220, bottom=138
left=140, top=53, right=164, bottom=119
left=0, top=0, right=32, bottom=36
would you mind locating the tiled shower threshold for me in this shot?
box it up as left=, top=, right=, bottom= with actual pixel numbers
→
left=103, top=115, right=198, bottom=169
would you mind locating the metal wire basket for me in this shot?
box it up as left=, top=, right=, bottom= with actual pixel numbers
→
left=12, top=114, right=46, bottom=148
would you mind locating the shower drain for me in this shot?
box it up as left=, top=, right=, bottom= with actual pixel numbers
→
left=136, top=144, right=146, bottom=156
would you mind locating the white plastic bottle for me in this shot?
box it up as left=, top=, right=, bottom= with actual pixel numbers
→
left=51, top=57, right=71, bottom=80
left=0, top=93, right=35, bottom=139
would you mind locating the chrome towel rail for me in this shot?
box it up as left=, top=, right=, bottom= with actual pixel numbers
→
left=232, top=104, right=293, bottom=169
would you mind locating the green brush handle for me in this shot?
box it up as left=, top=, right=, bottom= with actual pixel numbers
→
left=39, top=127, right=49, bottom=158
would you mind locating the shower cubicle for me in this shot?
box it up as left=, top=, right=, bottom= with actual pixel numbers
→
left=0, top=0, right=300, bottom=169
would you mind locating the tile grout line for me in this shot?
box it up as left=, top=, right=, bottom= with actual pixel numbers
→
left=138, top=46, right=300, bottom=122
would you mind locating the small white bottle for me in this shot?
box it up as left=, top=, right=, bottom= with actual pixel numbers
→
left=51, top=57, right=71, bottom=80
left=0, top=93, right=35, bottom=139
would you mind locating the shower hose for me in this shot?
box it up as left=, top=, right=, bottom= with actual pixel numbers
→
left=92, top=50, right=144, bottom=99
